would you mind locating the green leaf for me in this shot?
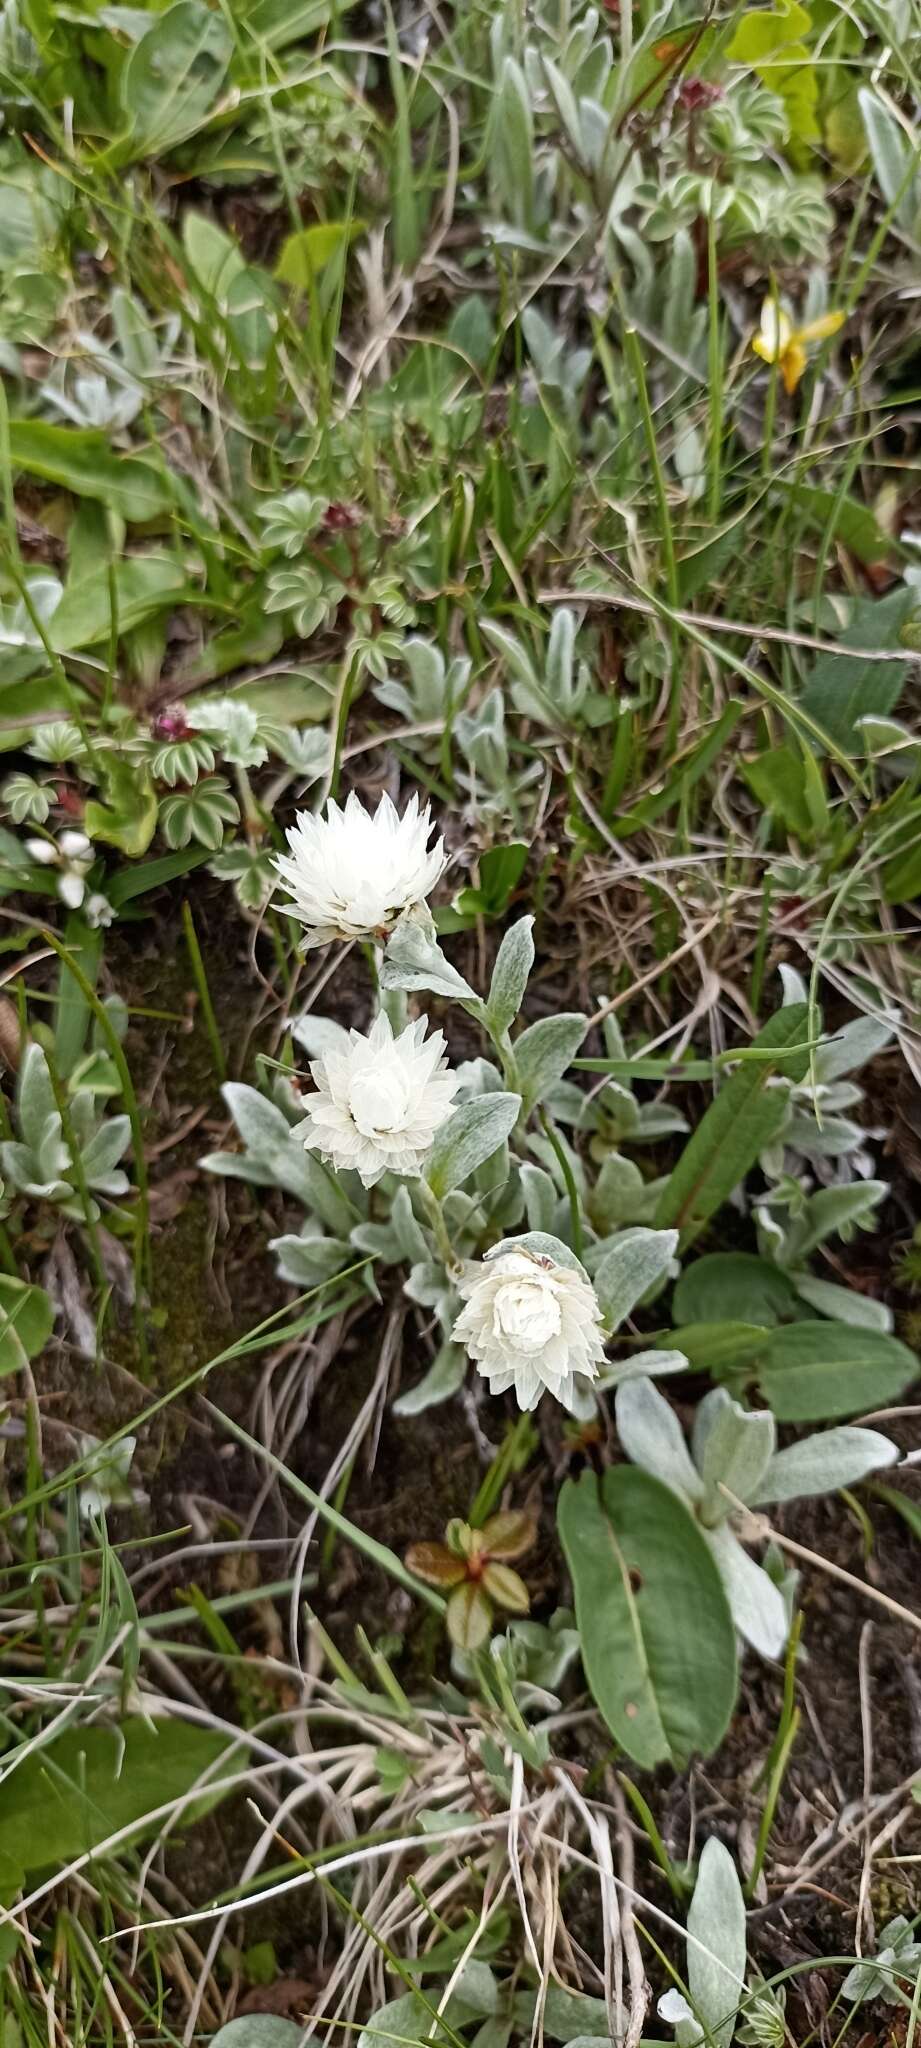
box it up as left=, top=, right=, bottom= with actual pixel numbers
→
left=799, top=587, right=914, bottom=748
left=50, top=557, right=187, bottom=653
left=685, top=1839, right=747, bottom=2048
left=513, top=1013, right=586, bottom=1111
left=84, top=761, right=158, bottom=858
left=392, top=1341, right=466, bottom=1416
left=654, top=1006, right=810, bottom=1244
left=594, top=1227, right=678, bottom=1331
left=117, top=0, right=233, bottom=162
left=754, top=1426, right=897, bottom=1504
left=274, top=221, right=364, bottom=287
left=664, top=1322, right=772, bottom=1380
left=673, top=1254, right=801, bottom=1328
left=796, top=489, right=893, bottom=566
left=8, top=423, right=175, bottom=526
left=455, top=842, right=529, bottom=922
left=0, top=1718, right=239, bottom=1881
left=558, top=1467, right=737, bottom=1769
left=380, top=921, right=478, bottom=1004
left=211, top=2026, right=305, bottom=2048
left=858, top=88, right=919, bottom=231
left=872, top=1484, right=921, bottom=1546
left=484, top=915, right=534, bottom=1036
left=726, top=0, right=819, bottom=146
left=426, top=1093, right=521, bottom=1198
left=743, top=744, right=813, bottom=839
left=882, top=796, right=921, bottom=903
left=756, top=1322, right=917, bottom=1421
left=107, top=850, right=209, bottom=910
left=0, top=1276, right=54, bottom=1377
left=182, top=211, right=246, bottom=299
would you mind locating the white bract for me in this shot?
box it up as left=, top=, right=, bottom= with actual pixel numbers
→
left=274, top=792, right=445, bottom=946
left=25, top=829, right=94, bottom=908
left=453, top=1248, right=606, bottom=1412
left=299, top=1011, right=459, bottom=1187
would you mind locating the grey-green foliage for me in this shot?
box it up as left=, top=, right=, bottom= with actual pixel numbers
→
left=2, top=1035, right=131, bottom=1219
left=481, top=609, right=591, bottom=729
left=842, top=1917, right=921, bottom=2005
left=374, top=636, right=472, bottom=737
left=761, top=973, right=895, bottom=1184
left=615, top=1377, right=897, bottom=1657
left=659, top=1839, right=747, bottom=2048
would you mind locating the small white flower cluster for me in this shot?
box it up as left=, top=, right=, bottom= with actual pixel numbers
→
left=274, top=789, right=606, bottom=1411
left=25, top=829, right=112, bottom=923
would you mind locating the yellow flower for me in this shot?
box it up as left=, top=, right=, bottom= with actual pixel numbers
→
left=751, top=300, right=845, bottom=394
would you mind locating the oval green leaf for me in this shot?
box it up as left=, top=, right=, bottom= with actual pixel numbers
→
left=558, top=1466, right=737, bottom=1769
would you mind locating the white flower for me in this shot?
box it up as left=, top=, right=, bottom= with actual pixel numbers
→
left=78, top=1432, right=138, bottom=1521
left=85, top=892, right=114, bottom=929
left=299, top=1011, right=459, bottom=1187
left=452, top=1250, right=606, bottom=1412
left=25, top=829, right=93, bottom=909
left=273, top=791, right=445, bottom=947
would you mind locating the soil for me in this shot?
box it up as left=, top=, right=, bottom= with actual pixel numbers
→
left=14, top=867, right=921, bottom=2029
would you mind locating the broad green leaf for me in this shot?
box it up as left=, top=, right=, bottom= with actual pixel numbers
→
left=799, top=587, right=914, bottom=747
left=456, top=843, right=529, bottom=922
left=791, top=487, right=893, bottom=566
left=756, top=1322, right=917, bottom=1421
left=727, top=1, right=819, bottom=146
left=654, top=1005, right=810, bottom=1243
left=426, top=1092, right=521, bottom=1198
left=7, top=423, right=175, bottom=525
left=275, top=221, right=364, bottom=287
left=118, top=1, right=233, bottom=161
left=182, top=211, right=246, bottom=300
left=0, top=1276, right=54, bottom=1377
left=558, top=1466, right=737, bottom=1768
left=743, top=744, right=813, bottom=840
left=882, top=796, right=921, bottom=902
left=673, top=1254, right=801, bottom=1327
left=0, top=1718, right=239, bottom=1881
left=667, top=1322, right=772, bottom=1377
left=50, top=557, right=187, bottom=653
left=84, top=761, right=158, bottom=857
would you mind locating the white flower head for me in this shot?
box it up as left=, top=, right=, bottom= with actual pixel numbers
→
left=85, top=892, right=114, bottom=929
left=299, top=1011, right=459, bottom=1187
left=78, top=1432, right=138, bottom=1521
left=25, top=829, right=93, bottom=908
left=452, top=1249, right=606, bottom=1412
left=273, top=791, right=445, bottom=947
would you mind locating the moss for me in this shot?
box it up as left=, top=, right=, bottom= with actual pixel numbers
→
left=148, top=1189, right=234, bottom=1386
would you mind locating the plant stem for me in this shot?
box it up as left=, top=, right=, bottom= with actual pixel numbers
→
left=182, top=898, right=227, bottom=1086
